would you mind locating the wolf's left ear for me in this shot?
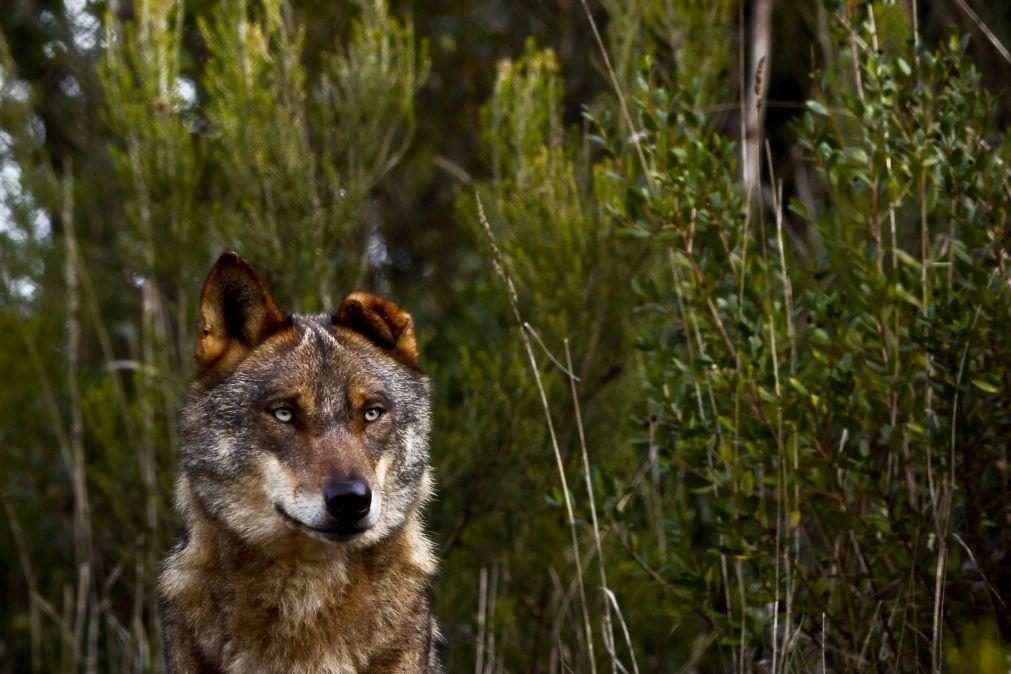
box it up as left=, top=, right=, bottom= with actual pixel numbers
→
left=196, top=252, right=287, bottom=373
left=333, top=293, right=419, bottom=368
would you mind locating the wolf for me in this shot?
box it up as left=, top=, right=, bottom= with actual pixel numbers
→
left=159, top=252, right=443, bottom=673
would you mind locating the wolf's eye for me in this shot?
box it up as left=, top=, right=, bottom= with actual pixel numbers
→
left=364, top=407, right=383, bottom=423
left=272, top=407, right=294, bottom=423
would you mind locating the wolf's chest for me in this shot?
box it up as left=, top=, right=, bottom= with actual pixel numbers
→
left=192, top=562, right=401, bottom=673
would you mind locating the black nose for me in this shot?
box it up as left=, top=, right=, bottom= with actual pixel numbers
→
left=324, top=480, right=372, bottom=523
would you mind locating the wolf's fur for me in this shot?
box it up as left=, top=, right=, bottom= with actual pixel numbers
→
left=159, top=253, right=443, bottom=673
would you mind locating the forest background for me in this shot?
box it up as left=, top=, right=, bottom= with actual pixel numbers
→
left=1, top=0, right=1010, bottom=672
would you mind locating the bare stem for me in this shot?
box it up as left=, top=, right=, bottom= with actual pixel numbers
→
left=477, top=194, right=599, bottom=674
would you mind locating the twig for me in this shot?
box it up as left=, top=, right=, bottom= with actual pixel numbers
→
left=602, top=589, right=640, bottom=674
left=63, top=160, right=95, bottom=673
left=525, top=324, right=581, bottom=381
left=477, top=194, right=598, bottom=673
left=476, top=566, right=487, bottom=674
left=565, top=339, right=620, bottom=673
left=744, top=0, right=773, bottom=206
left=577, top=0, right=655, bottom=196
left=951, top=533, right=1006, bottom=609
left=3, top=494, right=43, bottom=673
left=952, top=0, right=1011, bottom=65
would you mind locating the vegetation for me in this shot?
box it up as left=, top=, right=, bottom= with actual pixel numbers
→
left=1, top=1, right=1009, bottom=672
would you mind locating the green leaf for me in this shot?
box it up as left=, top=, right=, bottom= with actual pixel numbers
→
left=972, top=379, right=1000, bottom=394
left=806, top=99, right=829, bottom=116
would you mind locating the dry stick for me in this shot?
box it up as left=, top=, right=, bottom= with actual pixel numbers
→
left=765, top=205, right=787, bottom=674
left=737, top=0, right=749, bottom=235
left=553, top=549, right=605, bottom=674
left=910, top=0, right=920, bottom=56
left=929, top=302, right=987, bottom=673
left=602, top=590, right=640, bottom=674
left=952, top=0, right=1011, bottom=65
left=766, top=148, right=799, bottom=673
left=132, top=549, right=150, bottom=670
left=547, top=565, right=566, bottom=674
left=645, top=416, right=666, bottom=554
left=951, top=533, right=1006, bottom=609
left=3, top=495, right=43, bottom=673
left=841, top=7, right=866, bottom=104
left=139, top=280, right=164, bottom=668
left=564, top=339, right=621, bottom=674
left=733, top=54, right=753, bottom=630
left=62, top=583, right=74, bottom=670
left=769, top=311, right=783, bottom=674
left=32, top=588, right=76, bottom=668
left=486, top=563, right=499, bottom=674
left=766, top=145, right=796, bottom=368
left=73, top=565, right=91, bottom=673
left=744, top=0, right=773, bottom=208
left=477, top=194, right=599, bottom=674
left=865, top=6, right=899, bottom=275
left=735, top=561, right=747, bottom=674
left=930, top=499, right=949, bottom=674
left=821, top=612, right=827, bottom=674
left=577, top=0, right=654, bottom=195
left=476, top=566, right=487, bottom=674
left=86, top=597, right=98, bottom=674
left=63, top=161, right=94, bottom=674
left=733, top=13, right=751, bottom=673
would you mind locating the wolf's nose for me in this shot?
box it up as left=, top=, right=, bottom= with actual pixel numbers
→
left=324, top=480, right=372, bottom=523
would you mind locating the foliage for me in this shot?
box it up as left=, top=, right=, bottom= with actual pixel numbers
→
left=598, top=11, right=1011, bottom=674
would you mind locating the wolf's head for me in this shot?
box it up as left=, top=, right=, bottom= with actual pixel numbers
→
left=178, top=252, right=432, bottom=551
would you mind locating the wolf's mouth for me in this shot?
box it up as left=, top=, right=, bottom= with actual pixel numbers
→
left=274, top=504, right=367, bottom=542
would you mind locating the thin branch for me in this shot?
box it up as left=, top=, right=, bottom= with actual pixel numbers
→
left=577, top=0, right=655, bottom=196
left=477, top=194, right=598, bottom=674
left=952, top=0, right=1011, bottom=65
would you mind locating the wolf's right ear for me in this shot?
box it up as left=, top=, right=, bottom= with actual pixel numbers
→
left=195, top=252, right=287, bottom=373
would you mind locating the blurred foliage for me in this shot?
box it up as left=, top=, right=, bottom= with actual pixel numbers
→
left=2, top=0, right=1011, bottom=673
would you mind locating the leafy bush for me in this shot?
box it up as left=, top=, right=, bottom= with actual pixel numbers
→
left=592, top=14, right=1011, bottom=674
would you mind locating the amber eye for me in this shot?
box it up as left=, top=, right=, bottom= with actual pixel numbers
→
left=364, top=407, right=383, bottom=423
left=272, top=407, right=294, bottom=423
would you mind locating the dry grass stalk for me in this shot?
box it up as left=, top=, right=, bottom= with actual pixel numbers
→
left=952, top=0, right=1011, bottom=65
left=744, top=0, right=773, bottom=207
left=3, top=495, right=42, bottom=673
left=477, top=193, right=598, bottom=673
left=577, top=0, right=654, bottom=196
left=63, top=161, right=98, bottom=673
left=564, top=338, right=621, bottom=674
left=476, top=565, right=487, bottom=674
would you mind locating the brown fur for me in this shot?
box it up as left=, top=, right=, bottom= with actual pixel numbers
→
left=159, top=253, right=443, bottom=673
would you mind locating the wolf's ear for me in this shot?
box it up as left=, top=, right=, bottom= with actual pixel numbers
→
left=196, top=252, right=287, bottom=372
left=333, top=293, right=419, bottom=368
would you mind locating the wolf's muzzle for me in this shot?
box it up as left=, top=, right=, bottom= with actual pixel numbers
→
left=324, top=480, right=372, bottom=524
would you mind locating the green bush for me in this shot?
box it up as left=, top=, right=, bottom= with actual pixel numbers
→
left=594, top=16, right=1011, bottom=674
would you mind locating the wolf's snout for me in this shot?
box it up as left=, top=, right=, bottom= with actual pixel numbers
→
left=324, top=480, right=372, bottom=523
